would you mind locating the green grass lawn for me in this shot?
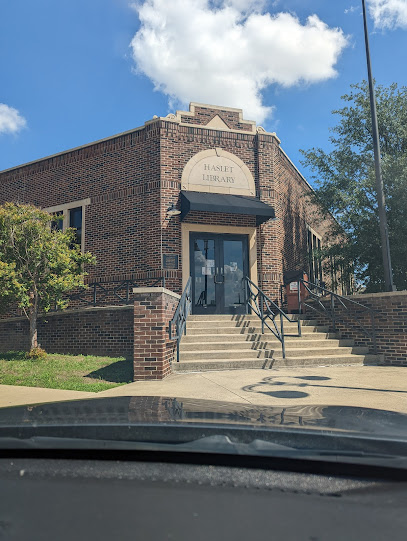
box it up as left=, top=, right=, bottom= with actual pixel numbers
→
left=0, top=351, right=133, bottom=392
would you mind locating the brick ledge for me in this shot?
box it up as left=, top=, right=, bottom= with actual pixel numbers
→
left=132, top=287, right=181, bottom=300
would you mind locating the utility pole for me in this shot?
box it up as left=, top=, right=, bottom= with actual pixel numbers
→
left=361, top=0, right=395, bottom=291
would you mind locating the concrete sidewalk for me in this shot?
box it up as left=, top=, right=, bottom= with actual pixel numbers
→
left=1, top=366, right=407, bottom=413
left=0, top=385, right=94, bottom=408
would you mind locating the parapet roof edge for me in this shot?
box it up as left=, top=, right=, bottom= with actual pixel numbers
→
left=1, top=103, right=283, bottom=176
left=0, top=124, right=146, bottom=176
left=279, top=145, right=314, bottom=193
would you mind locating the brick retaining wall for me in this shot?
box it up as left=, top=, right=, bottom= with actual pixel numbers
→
left=305, top=291, right=407, bottom=366
left=0, top=306, right=134, bottom=359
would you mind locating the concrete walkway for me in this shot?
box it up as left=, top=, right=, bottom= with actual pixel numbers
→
left=0, top=385, right=93, bottom=408
left=1, top=366, right=407, bottom=413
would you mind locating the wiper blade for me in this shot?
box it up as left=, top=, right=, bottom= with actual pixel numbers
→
left=0, top=435, right=293, bottom=453
left=2, top=435, right=407, bottom=470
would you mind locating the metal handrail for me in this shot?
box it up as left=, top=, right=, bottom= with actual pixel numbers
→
left=244, top=277, right=301, bottom=359
left=299, top=279, right=378, bottom=353
left=67, top=276, right=166, bottom=307
left=169, top=277, right=192, bottom=362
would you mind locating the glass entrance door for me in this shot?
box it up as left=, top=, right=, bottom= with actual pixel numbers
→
left=190, top=233, right=248, bottom=315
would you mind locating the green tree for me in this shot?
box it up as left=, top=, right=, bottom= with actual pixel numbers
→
left=301, top=81, right=407, bottom=292
left=0, top=202, right=95, bottom=352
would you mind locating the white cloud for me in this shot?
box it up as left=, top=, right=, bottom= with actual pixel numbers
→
left=0, top=104, right=27, bottom=135
left=368, top=0, right=407, bottom=29
left=344, top=5, right=359, bottom=15
left=130, top=0, right=348, bottom=123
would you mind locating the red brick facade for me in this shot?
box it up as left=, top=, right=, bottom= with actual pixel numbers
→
left=0, top=103, right=333, bottom=299
left=0, top=103, right=340, bottom=378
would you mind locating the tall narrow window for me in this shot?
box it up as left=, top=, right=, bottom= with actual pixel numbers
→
left=69, top=207, right=83, bottom=247
left=51, top=210, right=63, bottom=231
left=307, top=229, right=314, bottom=283
left=307, top=228, right=323, bottom=285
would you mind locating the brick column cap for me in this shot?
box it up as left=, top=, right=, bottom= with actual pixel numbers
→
left=133, top=287, right=181, bottom=300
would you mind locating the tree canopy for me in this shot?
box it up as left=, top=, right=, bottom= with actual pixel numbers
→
left=301, top=81, right=407, bottom=292
left=0, top=202, right=95, bottom=351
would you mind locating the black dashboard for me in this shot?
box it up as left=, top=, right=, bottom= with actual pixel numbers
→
left=1, top=454, right=407, bottom=541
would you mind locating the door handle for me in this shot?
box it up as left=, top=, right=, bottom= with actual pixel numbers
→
left=214, top=267, right=224, bottom=284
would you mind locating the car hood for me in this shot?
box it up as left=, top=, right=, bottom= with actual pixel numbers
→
left=1, top=396, right=407, bottom=440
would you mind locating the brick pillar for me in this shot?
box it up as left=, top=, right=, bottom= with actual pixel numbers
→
left=133, top=287, right=180, bottom=381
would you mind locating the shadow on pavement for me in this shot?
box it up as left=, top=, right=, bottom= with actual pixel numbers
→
left=295, top=376, right=331, bottom=381
left=87, top=360, right=133, bottom=384
left=241, top=373, right=407, bottom=397
left=262, top=390, right=309, bottom=399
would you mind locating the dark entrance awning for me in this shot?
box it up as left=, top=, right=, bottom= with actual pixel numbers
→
left=180, top=191, right=275, bottom=226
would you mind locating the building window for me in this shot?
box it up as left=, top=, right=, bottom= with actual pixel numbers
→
left=69, top=207, right=83, bottom=247
left=51, top=210, right=63, bottom=232
left=307, top=227, right=323, bottom=286
left=46, top=198, right=90, bottom=252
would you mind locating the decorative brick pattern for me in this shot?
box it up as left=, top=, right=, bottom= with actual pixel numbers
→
left=133, top=289, right=178, bottom=380
left=179, top=105, right=254, bottom=132
left=305, top=291, right=407, bottom=366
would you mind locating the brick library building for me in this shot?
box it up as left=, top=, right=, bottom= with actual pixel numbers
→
left=1, top=103, right=366, bottom=379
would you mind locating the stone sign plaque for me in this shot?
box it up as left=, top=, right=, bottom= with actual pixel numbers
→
left=182, top=148, right=255, bottom=196
left=163, top=254, right=179, bottom=270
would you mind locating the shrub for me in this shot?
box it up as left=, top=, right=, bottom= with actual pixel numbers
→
left=25, top=347, right=47, bottom=361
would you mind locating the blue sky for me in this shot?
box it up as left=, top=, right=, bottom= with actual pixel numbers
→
left=1, top=0, right=406, bottom=183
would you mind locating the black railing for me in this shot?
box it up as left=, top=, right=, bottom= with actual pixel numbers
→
left=299, top=279, right=378, bottom=353
left=244, top=277, right=301, bottom=359
left=64, top=277, right=166, bottom=308
left=169, top=277, right=192, bottom=362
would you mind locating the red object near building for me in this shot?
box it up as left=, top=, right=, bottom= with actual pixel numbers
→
left=284, top=273, right=309, bottom=313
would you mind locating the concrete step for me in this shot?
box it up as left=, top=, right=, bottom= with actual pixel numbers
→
left=272, top=354, right=382, bottom=368
left=273, top=346, right=370, bottom=358
left=188, top=314, right=310, bottom=322
left=173, top=354, right=382, bottom=372
left=180, top=349, right=264, bottom=361
left=180, top=341, right=260, bottom=352
left=173, top=359, right=271, bottom=372
left=180, top=345, right=369, bottom=361
left=186, top=319, right=318, bottom=328
left=180, top=339, right=356, bottom=351
left=188, top=325, right=331, bottom=335
left=173, top=314, right=380, bottom=373
left=182, top=333, right=339, bottom=342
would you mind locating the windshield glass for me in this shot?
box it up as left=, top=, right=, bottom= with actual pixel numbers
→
left=1, top=0, right=407, bottom=464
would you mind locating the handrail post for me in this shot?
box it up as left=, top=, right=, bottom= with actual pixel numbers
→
left=93, top=284, right=97, bottom=307
left=371, top=311, right=378, bottom=354
left=297, top=280, right=302, bottom=337
left=331, top=294, right=336, bottom=332
left=260, top=294, right=264, bottom=334
left=280, top=312, right=286, bottom=359
left=169, top=276, right=191, bottom=363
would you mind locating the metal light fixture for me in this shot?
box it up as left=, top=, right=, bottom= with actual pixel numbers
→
left=166, top=203, right=181, bottom=218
